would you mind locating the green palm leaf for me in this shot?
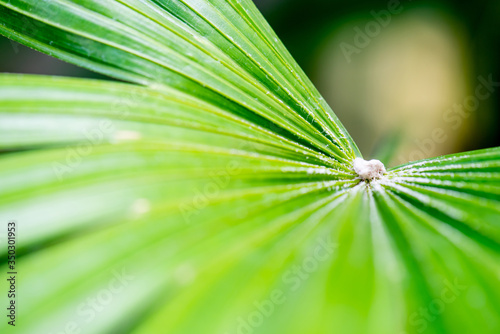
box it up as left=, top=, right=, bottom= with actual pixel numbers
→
left=0, top=1, right=499, bottom=334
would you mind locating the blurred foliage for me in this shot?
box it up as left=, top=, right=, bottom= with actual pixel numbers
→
left=254, top=0, right=500, bottom=160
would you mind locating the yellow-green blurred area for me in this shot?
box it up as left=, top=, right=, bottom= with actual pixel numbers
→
left=254, top=0, right=500, bottom=166
left=1, top=0, right=499, bottom=167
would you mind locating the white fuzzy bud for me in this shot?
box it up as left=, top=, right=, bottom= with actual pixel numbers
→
left=353, top=158, right=386, bottom=181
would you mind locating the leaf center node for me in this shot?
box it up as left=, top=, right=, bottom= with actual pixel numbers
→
left=353, top=158, right=386, bottom=181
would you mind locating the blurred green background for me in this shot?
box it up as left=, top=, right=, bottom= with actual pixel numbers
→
left=1, top=0, right=499, bottom=166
